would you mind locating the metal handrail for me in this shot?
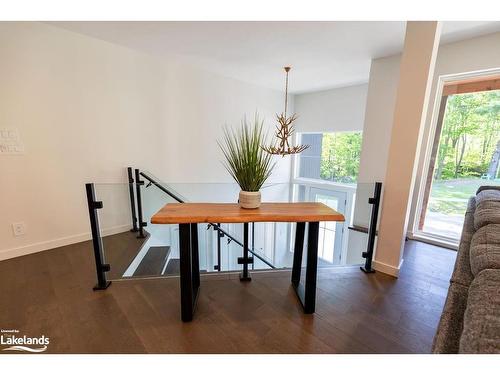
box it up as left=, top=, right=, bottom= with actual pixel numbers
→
left=139, top=171, right=186, bottom=203
left=139, top=170, right=276, bottom=269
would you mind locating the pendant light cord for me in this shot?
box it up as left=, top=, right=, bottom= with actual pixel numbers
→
left=284, top=67, right=290, bottom=118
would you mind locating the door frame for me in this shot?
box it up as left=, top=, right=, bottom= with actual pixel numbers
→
left=411, top=67, right=500, bottom=247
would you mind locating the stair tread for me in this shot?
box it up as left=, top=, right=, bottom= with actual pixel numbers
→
left=133, top=246, right=171, bottom=277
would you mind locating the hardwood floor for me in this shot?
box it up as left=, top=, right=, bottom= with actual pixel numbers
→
left=0, top=235, right=456, bottom=353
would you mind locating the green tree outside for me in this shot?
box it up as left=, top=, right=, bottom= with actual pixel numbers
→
left=427, top=90, right=499, bottom=218
left=434, top=91, right=500, bottom=181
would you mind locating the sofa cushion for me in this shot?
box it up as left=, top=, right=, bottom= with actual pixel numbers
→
left=476, top=185, right=500, bottom=194
left=470, top=224, right=500, bottom=276
left=432, top=282, right=470, bottom=353
left=459, top=269, right=500, bottom=353
left=474, top=189, right=500, bottom=230
left=450, top=197, right=475, bottom=286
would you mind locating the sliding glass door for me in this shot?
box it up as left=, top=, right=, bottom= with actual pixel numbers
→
left=418, top=89, right=499, bottom=242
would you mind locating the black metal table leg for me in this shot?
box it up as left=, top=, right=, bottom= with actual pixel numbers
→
left=191, top=223, right=200, bottom=291
left=304, top=222, right=319, bottom=313
left=291, top=221, right=319, bottom=314
left=179, top=223, right=200, bottom=322
left=238, top=222, right=252, bottom=281
left=291, top=222, right=306, bottom=286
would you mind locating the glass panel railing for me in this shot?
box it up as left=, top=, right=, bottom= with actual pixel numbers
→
left=122, top=178, right=183, bottom=279
left=92, top=183, right=148, bottom=281
left=348, top=182, right=383, bottom=271
left=87, top=172, right=382, bottom=284
left=291, top=180, right=382, bottom=269
left=217, top=221, right=278, bottom=272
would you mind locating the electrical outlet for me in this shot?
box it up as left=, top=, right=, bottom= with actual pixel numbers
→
left=12, top=222, right=26, bottom=237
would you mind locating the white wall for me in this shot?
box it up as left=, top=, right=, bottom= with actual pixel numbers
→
left=357, top=55, right=401, bottom=184
left=0, top=22, right=166, bottom=259
left=0, top=22, right=291, bottom=260
left=160, top=58, right=291, bottom=183
left=294, top=83, right=368, bottom=133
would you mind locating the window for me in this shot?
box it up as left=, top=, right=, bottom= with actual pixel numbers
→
left=296, top=131, right=362, bottom=184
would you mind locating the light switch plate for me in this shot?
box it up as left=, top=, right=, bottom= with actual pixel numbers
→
left=0, top=129, right=25, bottom=154
left=12, top=222, right=26, bottom=237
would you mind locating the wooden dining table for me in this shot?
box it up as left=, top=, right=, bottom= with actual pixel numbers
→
left=151, top=202, right=345, bottom=322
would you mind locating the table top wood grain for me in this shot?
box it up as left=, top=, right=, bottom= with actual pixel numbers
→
left=151, top=202, right=345, bottom=224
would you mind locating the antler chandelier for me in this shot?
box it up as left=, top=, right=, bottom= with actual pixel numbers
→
left=263, top=66, right=309, bottom=156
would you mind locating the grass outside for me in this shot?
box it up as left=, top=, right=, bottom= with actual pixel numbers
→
left=428, top=178, right=500, bottom=215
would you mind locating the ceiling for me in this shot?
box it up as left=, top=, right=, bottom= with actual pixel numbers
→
left=47, top=21, right=500, bottom=93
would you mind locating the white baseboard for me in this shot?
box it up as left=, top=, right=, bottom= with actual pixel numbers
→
left=0, top=224, right=131, bottom=262
left=373, top=258, right=404, bottom=277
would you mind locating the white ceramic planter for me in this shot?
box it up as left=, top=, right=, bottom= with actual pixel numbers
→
left=239, top=190, right=261, bottom=209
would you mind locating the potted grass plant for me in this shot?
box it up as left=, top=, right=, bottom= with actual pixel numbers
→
left=218, top=115, right=276, bottom=209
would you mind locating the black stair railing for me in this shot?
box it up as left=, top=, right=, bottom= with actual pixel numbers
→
left=212, top=223, right=223, bottom=271
left=136, top=169, right=275, bottom=270
left=85, top=183, right=111, bottom=290
left=134, top=169, right=147, bottom=239
left=360, top=182, right=382, bottom=273
left=127, top=167, right=139, bottom=233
